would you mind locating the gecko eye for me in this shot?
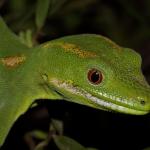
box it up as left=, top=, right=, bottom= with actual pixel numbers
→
left=140, top=100, right=146, bottom=105
left=88, top=68, right=103, bottom=85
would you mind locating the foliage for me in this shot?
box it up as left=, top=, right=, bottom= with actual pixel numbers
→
left=24, top=119, right=98, bottom=150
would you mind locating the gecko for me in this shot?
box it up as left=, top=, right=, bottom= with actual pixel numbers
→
left=0, top=17, right=150, bottom=146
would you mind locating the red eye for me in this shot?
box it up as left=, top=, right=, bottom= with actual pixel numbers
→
left=88, top=68, right=103, bottom=85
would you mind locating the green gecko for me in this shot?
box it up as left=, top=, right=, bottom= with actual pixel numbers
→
left=0, top=17, right=150, bottom=147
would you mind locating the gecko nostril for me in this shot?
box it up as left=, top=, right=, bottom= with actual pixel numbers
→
left=140, top=100, right=146, bottom=105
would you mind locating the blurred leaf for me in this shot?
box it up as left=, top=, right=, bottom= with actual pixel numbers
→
left=35, top=0, right=67, bottom=29
left=27, top=130, right=47, bottom=140
left=48, top=0, right=67, bottom=16
left=24, top=130, right=48, bottom=150
left=51, top=119, right=64, bottom=135
left=53, top=135, right=87, bottom=150
left=34, top=141, right=48, bottom=150
left=9, top=0, right=27, bottom=12
left=36, top=0, right=50, bottom=29
left=19, top=29, right=33, bottom=47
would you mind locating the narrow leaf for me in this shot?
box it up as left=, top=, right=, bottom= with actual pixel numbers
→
left=49, top=0, right=67, bottom=15
left=51, top=119, right=64, bottom=135
left=53, top=135, right=87, bottom=150
left=36, top=0, right=50, bottom=29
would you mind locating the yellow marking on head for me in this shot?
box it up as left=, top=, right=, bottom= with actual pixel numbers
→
left=1, top=55, right=26, bottom=68
left=61, top=42, right=97, bottom=58
left=42, top=42, right=97, bottom=58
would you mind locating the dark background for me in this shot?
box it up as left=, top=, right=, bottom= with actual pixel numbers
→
left=1, top=0, right=150, bottom=150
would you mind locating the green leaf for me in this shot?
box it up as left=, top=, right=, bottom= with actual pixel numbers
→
left=50, top=119, right=64, bottom=135
left=35, top=0, right=50, bottom=29
left=48, top=0, right=67, bottom=16
left=53, top=135, right=87, bottom=150
left=27, top=130, right=47, bottom=140
left=19, top=29, right=33, bottom=47
left=34, top=141, right=48, bottom=150
left=9, top=0, right=27, bottom=12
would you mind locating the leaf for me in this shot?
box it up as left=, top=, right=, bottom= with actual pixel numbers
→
left=27, top=130, right=47, bottom=140
left=53, top=135, right=87, bottom=150
left=48, top=0, right=67, bottom=16
left=9, top=0, right=27, bottom=12
left=34, top=141, right=48, bottom=150
left=19, top=29, right=33, bottom=47
left=50, top=119, right=64, bottom=135
left=35, top=0, right=68, bottom=29
left=35, top=0, right=50, bottom=29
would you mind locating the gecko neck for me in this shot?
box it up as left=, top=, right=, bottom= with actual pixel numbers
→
left=23, top=47, right=63, bottom=101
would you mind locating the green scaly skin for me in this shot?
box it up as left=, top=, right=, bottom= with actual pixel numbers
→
left=0, top=17, right=150, bottom=147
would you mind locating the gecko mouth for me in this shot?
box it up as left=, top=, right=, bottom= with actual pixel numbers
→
left=84, top=93, right=148, bottom=115
left=50, top=79, right=148, bottom=115
left=69, top=85, right=149, bottom=115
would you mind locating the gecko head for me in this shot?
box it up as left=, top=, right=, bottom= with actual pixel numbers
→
left=47, top=34, right=150, bottom=115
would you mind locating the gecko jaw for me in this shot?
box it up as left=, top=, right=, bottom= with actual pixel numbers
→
left=50, top=78, right=149, bottom=115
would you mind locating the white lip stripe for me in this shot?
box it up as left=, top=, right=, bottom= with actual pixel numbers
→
left=50, top=78, right=147, bottom=114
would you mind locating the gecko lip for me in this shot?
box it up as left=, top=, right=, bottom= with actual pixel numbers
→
left=86, top=95, right=149, bottom=115
left=50, top=79, right=149, bottom=115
